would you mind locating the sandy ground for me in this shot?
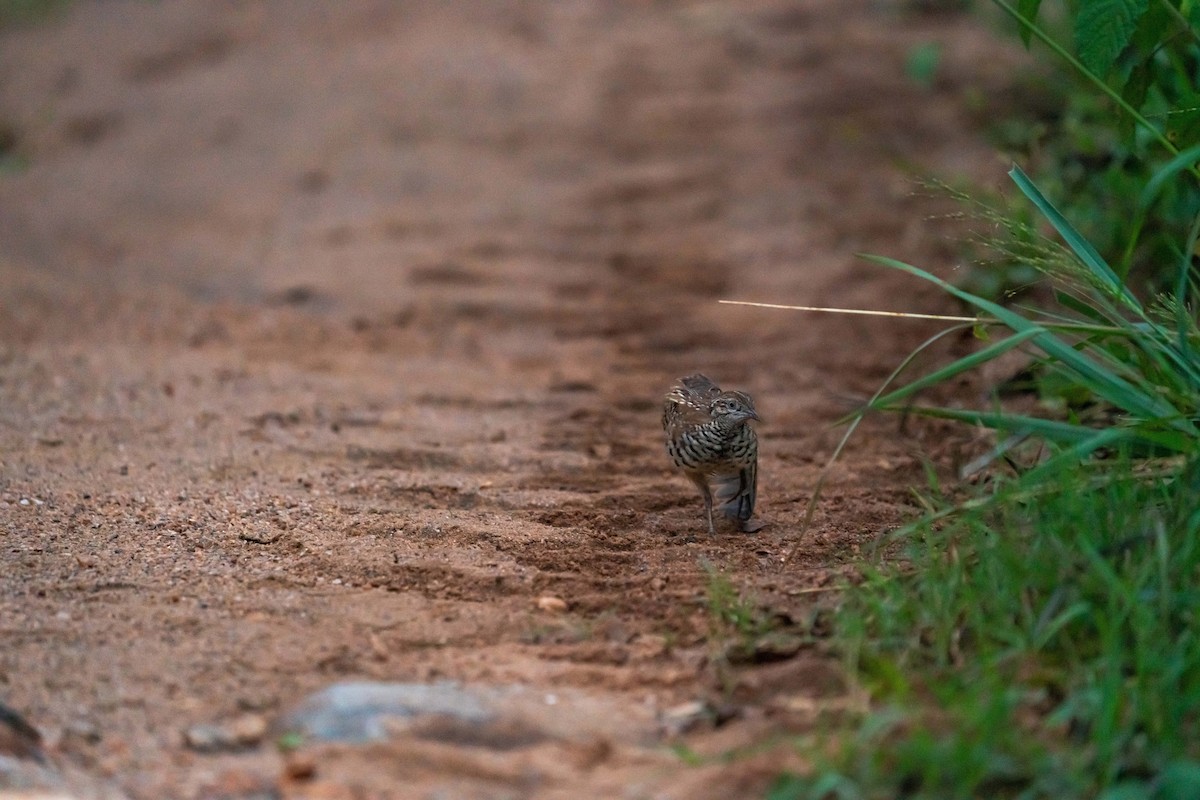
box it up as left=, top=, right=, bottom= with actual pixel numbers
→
left=0, top=1, right=1029, bottom=797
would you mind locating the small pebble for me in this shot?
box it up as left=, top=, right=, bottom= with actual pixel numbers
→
left=228, top=713, right=268, bottom=745
left=184, top=714, right=267, bottom=753
left=659, top=700, right=711, bottom=736
left=535, top=595, right=568, bottom=613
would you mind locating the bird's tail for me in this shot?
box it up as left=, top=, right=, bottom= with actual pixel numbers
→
left=714, top=461, right=756, bottom=530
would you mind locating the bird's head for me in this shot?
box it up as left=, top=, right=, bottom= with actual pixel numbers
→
left=710, top=391, right=759, bottom=424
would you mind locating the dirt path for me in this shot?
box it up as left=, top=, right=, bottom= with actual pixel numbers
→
left=0, top=2, right=1026, bottom=796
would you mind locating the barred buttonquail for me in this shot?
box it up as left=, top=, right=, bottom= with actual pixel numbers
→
left=662, top=373, right=762, bottom=534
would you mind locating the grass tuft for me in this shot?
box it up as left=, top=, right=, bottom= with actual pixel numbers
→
left=862, top=165, right=1200, bottom=479
left=782, top=455, right=1200, bottom=798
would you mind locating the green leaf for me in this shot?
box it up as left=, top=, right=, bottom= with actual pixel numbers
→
left=1130, top=0, right=1177, bottom=61
left=1074, top=0, right=1149, bottom=77
left=1016, top=0, right=1044, bottom=46
left=1117, top=61, right=1152, bottom=141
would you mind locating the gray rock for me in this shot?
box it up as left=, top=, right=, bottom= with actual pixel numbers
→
left=275, top=682, right=492, bottom=744
left=274, top=681, right=658, bottom=749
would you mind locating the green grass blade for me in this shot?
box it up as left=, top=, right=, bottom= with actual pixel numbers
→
left=903, top=405, right=1192, bottom=453
left=884, top=405, right=1127, bottom=445
left=1008, top=165, right=1142, bottom=313
left=863, top=328, right=1042, bottom=412
left=1031, top=600, right=1092, bottom=651
left=1054, top=290, right=1116, bottom=324
left=1140, top=143, right=1200, bottom=211
left=862, top=254, right=1185, bottom=425
left=882, top=406, right=1088, bottom=440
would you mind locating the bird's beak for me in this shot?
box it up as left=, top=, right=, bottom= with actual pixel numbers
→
left=745, top=410, right=761, bottom=423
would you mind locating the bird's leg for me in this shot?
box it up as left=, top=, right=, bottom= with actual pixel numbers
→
left=689, top=475, right=715, bottom=535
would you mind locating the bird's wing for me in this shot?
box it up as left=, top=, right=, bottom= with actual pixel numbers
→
left=679, top=373, right=721, bottom=398
left=664, top=373, right=720, bottom=428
